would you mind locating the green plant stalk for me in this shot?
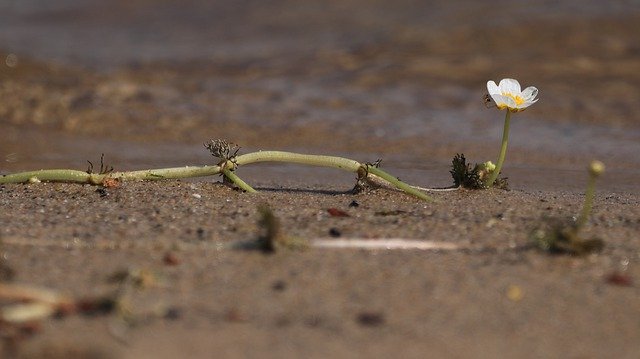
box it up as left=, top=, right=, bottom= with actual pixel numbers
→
left=485, top=110, right=511, bottom=188
left=0, top=165, right=222, bottom=184
left=0, top=169, right=97, bottom=184
left=0, top=151, right=432, bottom=200
left=235, top=151, right=361, bottom=171
left=235, top=151, right=433, bottom=201
left=222, top=168, right=257, bottom=193
left=575, top=174, right=597, bottom=229
left=367, top=167, right=435, bottom=202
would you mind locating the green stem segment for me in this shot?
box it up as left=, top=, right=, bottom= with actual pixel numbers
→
left=0, top=166, right=222, bottom=184
left=222, top=168, right=257, bottom=193
left=367, top=167, right=435, bottom=202
left=235, top=151, right=361, bottom=171
left=0, top=169, right=96, bottom=184
left=485, top=110, right=512, bottom=188
left=575, top=174, right=597, bottom=229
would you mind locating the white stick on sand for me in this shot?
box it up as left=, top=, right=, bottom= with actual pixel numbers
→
left=311, top=238, right=459, bottom=250
left=2, top=236, right=461, bottom=251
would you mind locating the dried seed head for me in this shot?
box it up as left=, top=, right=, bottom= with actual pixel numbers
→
left=204, top=139, right=240, bottom=160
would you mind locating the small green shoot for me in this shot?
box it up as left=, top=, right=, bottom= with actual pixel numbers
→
left=531, top=160, right=605, bottom=255
left=531, top=222, right=604, bottom=255
left=232, top=204, right=307, bottom=253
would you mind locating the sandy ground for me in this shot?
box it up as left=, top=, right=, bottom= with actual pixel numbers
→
left=1, top=1, right=640, bottom=358
left=1, top=181, right=639, bottom=359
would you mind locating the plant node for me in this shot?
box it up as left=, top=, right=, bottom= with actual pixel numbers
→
left=353, top=163, right=382, bottom=194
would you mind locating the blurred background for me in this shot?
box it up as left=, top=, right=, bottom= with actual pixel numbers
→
left=1, top=0, right=639, bottom=191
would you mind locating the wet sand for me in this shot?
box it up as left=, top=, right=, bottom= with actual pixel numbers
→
left=1, top=1, right=640, bottom=358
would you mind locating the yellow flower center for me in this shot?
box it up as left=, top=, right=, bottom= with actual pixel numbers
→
left=504, top=92, right=525, bottom=106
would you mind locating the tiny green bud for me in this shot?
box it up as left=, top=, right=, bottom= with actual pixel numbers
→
left=483, top=161, right=496, bottom=172
left=589, top=160, right=605, bottom=177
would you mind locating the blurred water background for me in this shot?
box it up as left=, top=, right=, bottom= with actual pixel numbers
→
left=1, top=0, right=639, bottom=192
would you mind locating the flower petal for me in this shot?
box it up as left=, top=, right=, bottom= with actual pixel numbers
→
left=521, top=86, right=538, bottom=101
left=487, top=93, right=504, bottom=105
left=499, top=78, right=521, bottom=95
left=490, top=94, right=516, bottom=109
left=516, top=97, right=538, bottom=110
left=487, top=80, right=500, bottom=95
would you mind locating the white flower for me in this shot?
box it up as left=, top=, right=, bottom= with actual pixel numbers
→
left=487, top=78, right=538, bottom=112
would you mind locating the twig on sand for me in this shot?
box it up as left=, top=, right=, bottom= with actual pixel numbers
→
left=0, top=283, right=73, bottom=324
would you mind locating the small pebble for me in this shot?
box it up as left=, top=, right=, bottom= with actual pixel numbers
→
left=164, top=307, right=182, bottom=320
left=96, top=188, right=108, bottom=198
left=356, top=312, right=385, bottom=327
left=605, top=272, right=633, bottom=287
left=507, top=285, right=524, bottom=301
left=163, top=252, right=181, bottom=266
left=271, top=280, right=287, bottom=291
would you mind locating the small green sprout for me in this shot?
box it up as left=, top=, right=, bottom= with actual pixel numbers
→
left=232, top=204, right=307, bottom=253
left=531, top=160, right=605, bottom=255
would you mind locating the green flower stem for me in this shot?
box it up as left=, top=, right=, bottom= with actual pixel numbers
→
left=222, top=168, right=257, bottom=193
left=235, top=151, right=361, bottom=171
left=486, top=110, right=512, bottom=188
left=367, top=167, right=435, bottom=202
left=575, top=173, right=597, bottom=229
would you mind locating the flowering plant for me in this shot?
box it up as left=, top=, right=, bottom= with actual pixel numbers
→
left=484, top=78, right=539, bottom=187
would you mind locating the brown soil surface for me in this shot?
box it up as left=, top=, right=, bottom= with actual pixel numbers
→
left=1, top=1, right=640, bottom=358
left=1, top=182, right=639, bottom=358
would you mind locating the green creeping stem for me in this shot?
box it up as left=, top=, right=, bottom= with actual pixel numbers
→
left=0, top=169, right=96, bottom=184
left=0, top=151, right=434, bottom=201
left=235, top=151, right=361, bottom=171
left=0, top=165, right=222, bottom=184
left=235, top=151, right=434, bottom=201
left=366, top=166, right=435, bottom=202
left=111, top=165, right=222, bottom=181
